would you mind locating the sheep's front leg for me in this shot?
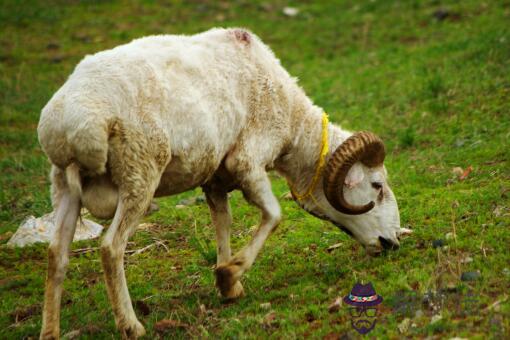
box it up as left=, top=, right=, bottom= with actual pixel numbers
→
left=40, top=191, right=80, bottom=340
left=215, top=169, right=281, bottom=298
left=204, top=189, right=244, bottom=298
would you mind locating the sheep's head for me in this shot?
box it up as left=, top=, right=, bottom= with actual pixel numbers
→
left=307, top=132, right=411, bottom=255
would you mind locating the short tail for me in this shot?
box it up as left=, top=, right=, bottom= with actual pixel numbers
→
left=65, top=163, right=82, bottom=198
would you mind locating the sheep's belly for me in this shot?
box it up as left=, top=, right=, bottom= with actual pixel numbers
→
left=154, top=153, right=220, bottom=197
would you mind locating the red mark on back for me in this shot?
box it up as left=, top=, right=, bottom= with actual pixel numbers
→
left=232, top=29, right=251, bottom=45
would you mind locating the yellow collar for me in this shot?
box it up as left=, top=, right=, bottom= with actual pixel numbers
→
left=290, top=112, right=329, bottom=201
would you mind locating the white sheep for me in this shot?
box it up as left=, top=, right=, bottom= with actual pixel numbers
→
left=37, top=28, right=409, bottom=339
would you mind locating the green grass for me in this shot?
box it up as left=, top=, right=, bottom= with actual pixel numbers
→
left=1, top=0, right=509, bottom=338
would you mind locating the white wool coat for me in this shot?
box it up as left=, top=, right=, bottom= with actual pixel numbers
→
left=38, top=28, right=337, bottom=219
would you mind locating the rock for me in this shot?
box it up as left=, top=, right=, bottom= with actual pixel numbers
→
left=445, top=232, right=453, bottom=240
left=62, top=329, right=81, bottom=339
left=398, top=318, right=411, bottom=334
left=7, top=212, right=103, bottom=247
left=283, top=7, right=299, bottom=17
left=328, top=297, right=342, bottom=313
left=260, top=302, right=271, bottom=310
left=461, top=271, right=481, bottom=281
left=451, top=167, right=464, bottom=176
left=432, top=239, right=445, bottom=248
left=177, top=195, right=205, bottom=207
left=430, top=314, right=442, bottom=324
left=460, top=256, right=473, bottom=264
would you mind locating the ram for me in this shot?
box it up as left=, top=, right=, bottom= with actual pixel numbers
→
left=38, top=28, right=410, bottom=339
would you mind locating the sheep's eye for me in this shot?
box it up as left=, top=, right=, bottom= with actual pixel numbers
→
left=371, top=182, right=383, bottom=190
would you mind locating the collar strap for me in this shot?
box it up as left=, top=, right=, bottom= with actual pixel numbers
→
left=291, top=112, right=329, bottom=201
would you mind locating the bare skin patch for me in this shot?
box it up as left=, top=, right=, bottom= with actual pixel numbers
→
left=231, top=29, right=251, bottom=45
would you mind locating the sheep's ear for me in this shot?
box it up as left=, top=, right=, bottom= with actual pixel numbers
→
left=344, top=163, right=365, bottom=188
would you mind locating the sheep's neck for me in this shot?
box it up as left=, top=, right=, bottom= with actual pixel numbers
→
left=276, top=107, right=346, bottom=199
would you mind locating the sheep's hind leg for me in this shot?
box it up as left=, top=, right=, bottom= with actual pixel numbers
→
left=99, top=119, right=171, bottom=339
left=40, top=172, right=81, bottom=339
left=215, top=168, right=281, bottom=299
left=100, top=155, right=168, bottom=338
left=204, top=187, right=244, bottom=299
left=100, top=196, right=149, bottom=339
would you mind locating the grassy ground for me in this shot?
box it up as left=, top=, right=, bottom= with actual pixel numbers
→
left=1, top=0, right=509, bottom=338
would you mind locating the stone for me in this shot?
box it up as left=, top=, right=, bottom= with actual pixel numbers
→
left=328, top=297, right=342, bottom=313
left=7, top=212, right=103, bottom=247
left=283, top=7, right=299, bottom=17
left=432, top=239, right=445, bottom=248
left=430, top=314, right=442, bottom=324
left=260, top=302, right=271, bottom=310
left=461, top=271, right=481, bottom=281
left=398, top=318, right=411, bottom=334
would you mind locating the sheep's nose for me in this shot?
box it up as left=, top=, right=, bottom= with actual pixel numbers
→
left=379, top=236, right=400, bottom=250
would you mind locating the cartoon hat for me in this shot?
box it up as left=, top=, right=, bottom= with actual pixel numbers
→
left=343, top=282, right=383, bottom=307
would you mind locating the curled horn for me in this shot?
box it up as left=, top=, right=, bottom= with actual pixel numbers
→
left=323, top=131, right=385, bottom=215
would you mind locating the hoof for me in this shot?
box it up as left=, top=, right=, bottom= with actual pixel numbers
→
left=221, top=280, right=245, bottom=300
left=215, top=263, right=245, bottom=299
left=120, top=320, right=146, bottom=340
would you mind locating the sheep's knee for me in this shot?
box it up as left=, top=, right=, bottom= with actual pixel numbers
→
left=100, top=242, right=122, bottom=263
